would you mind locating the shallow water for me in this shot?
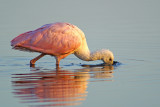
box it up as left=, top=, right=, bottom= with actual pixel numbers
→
left=1, top=0, right=160, bottom=107
left=11, top=64, right=115, bottom=107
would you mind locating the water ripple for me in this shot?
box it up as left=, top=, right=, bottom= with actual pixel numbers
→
left=11, top=64, right=119, bottom=107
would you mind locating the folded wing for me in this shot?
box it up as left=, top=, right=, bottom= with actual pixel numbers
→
left=11, top=22, right=83, bottom=56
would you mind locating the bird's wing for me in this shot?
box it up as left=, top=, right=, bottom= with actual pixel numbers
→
left=11, top=23, right=84, bottom=55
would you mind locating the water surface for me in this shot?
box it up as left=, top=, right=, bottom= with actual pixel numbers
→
left=0, top=0, right=160, bottom=107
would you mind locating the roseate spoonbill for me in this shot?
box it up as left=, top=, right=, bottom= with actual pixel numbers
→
left=11, top=22, right=114, bottom=67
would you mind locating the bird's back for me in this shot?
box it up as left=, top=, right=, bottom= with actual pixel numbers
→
left=11, top=22, right=85, bottom=56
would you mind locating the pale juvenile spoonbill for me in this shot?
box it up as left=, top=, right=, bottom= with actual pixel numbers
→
left=11, top=22, right=114, bottom=67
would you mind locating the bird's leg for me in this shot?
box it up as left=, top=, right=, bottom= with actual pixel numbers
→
left=55, top=57, right=61, bottom=69
left=30, top=53, right=46, bottom=66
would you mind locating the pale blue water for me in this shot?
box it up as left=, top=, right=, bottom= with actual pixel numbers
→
left=0, top=0, right=160, bottom=107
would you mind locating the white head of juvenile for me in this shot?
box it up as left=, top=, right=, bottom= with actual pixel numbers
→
left=100, top=49, right=114, bottom=65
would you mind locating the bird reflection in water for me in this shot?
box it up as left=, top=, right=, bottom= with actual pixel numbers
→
left=12, top=65, right=115, bottom=107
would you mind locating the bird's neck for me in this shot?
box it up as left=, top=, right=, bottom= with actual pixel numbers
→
left=74, top=49, right=104, bottom=61
left=74, top=40, right=102, bottom=61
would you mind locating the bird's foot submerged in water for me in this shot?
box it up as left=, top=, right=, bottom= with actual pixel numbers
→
left=30, top=62, right=35, bottom=67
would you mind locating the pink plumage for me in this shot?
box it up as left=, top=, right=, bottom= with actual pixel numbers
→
left=11, top=22, right=82, bottom=56
left=11, top=22, right=114, bottom=68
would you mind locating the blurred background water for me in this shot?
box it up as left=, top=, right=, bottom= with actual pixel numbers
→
left=0, top=0, right=160, bottom=107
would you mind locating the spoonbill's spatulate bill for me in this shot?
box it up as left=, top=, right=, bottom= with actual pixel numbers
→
left=11, top=22, right=114, bottom=67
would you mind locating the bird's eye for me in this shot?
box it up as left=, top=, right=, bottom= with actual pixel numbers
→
left=109, top=58, right=112, bottom=61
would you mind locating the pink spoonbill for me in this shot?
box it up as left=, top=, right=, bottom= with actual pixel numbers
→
left=11, top=22, right=114, bottom=67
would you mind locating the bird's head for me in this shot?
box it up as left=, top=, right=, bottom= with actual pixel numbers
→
left=101, top=49, right=114, bottom=65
